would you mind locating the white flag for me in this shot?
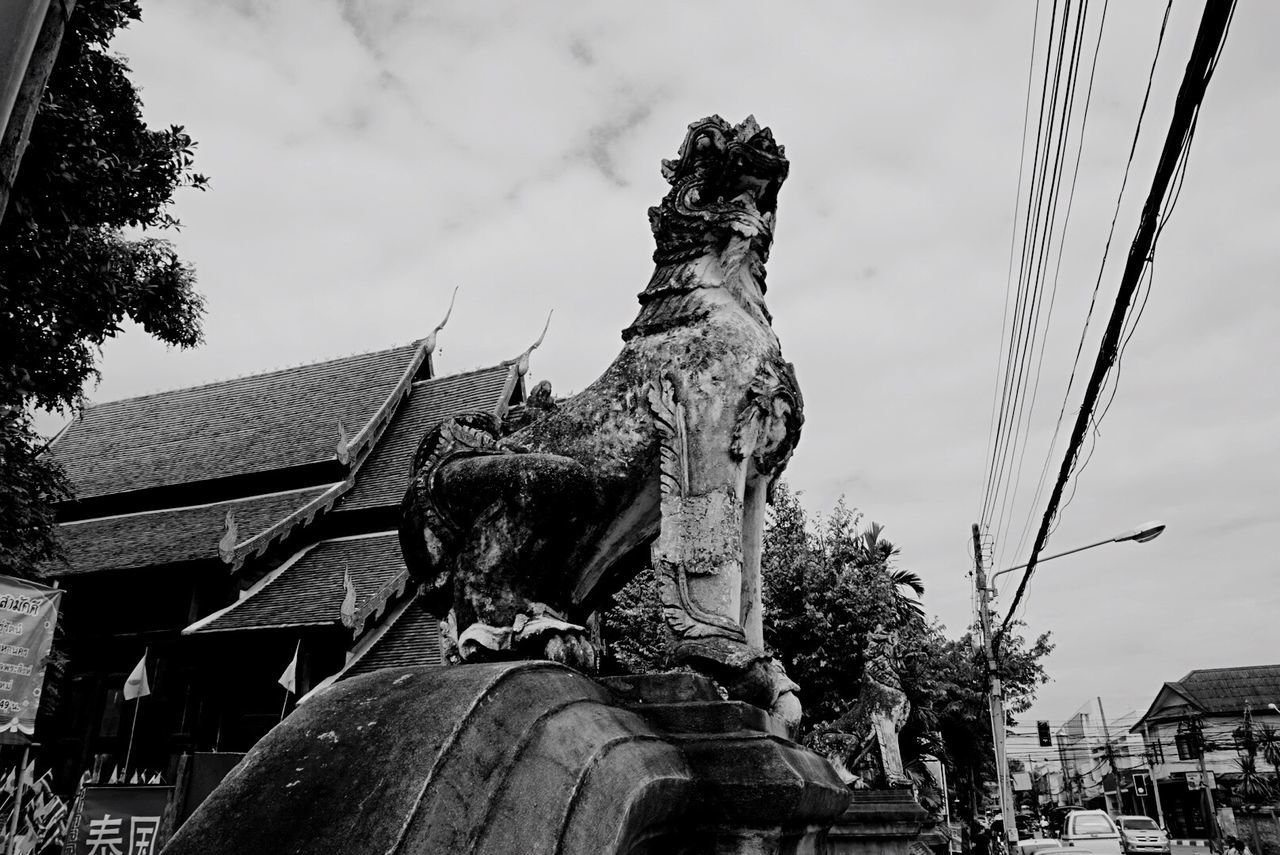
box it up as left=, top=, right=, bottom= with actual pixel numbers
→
left=123, top=652, right=150, bottom=700
left=340, top=568, right=357, bottom=624
left=278, top=641, right=300, bottom=694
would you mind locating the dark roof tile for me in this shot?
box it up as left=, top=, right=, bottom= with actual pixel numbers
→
left=344, top=601, right=444, bottom=677
left=51, top=486, right=338, bottom=575
left=1175, top=665, right=1280, bottom=715
left=52, top=343, right=425, bottom=499
left=190, top=532, right=405, bottom=633
left=338, top=363, right=515, bottom=511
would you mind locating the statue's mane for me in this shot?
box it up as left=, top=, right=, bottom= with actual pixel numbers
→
left=623, top=115, right=789, bottom=342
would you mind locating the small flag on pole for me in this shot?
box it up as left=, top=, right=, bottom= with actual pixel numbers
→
left=278, top=641, right=301, bottom=694
left=123, top=652, right=151, bottom=700
left=340, top=568, right=357, bottom=624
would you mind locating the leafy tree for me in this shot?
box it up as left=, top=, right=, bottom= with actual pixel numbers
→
left=602, top=561, right=676, bottom=675
left=600, top=483, right=1054, bottom=816
left=0, top=0, right=206, bottom=579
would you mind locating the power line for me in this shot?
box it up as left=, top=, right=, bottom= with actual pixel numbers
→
left=982, top=0, right=1095, bottom=545
left=993, top=0, right=1093, bottom=562
left=998, top=0, right=1240, bottom=645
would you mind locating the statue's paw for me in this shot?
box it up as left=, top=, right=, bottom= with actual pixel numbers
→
left=510, top=608, right=597, bottom=673
left=541, top=630, right=598, bottom=674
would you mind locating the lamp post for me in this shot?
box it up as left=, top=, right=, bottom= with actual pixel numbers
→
left=973, top=520, right=1165, bottom=851
left=987, top=521, right=1165, bottom=589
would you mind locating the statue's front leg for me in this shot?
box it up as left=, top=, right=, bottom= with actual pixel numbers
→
left=648, top=374, right=801, bottom=730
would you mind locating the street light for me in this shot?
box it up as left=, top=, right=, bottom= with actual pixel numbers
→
left=988, top=521, right=1165, bottom=589
left=972, top=520, right=1165, bottom=849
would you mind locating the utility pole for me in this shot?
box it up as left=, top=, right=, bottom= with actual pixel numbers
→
left=1141, top=723, right=1167, bottom=829
left=1098, top=698, right=1124, bottom=816
left=1058, top=738, right=1074, bottom=806
left=974, top=523, right=1018, bottom=850
left=1192, top=716, right=1220, bottom=848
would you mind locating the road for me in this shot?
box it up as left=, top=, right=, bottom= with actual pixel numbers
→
left=1171, top=845, right=1211, bottom=855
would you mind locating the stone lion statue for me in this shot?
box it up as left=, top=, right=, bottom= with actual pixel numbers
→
left=399, top=116, right=805, bottom=724
left=811, top=624, right=914, bottom=788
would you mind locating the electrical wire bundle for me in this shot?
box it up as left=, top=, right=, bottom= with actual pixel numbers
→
left=996, top=0, right=1238, bottom=645
left=976, top=0, right=1239, bottom=647
left=979, top=0, right=1109, bottom=593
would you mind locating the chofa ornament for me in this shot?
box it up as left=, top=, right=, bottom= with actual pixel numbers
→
left=399, top=115, right=806, bottom=725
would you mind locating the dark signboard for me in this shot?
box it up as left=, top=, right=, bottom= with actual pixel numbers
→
left=67, top=785, right=171, bottom=855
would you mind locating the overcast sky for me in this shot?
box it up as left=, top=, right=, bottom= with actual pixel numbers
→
left=57, top=1, right=1279, bottom=730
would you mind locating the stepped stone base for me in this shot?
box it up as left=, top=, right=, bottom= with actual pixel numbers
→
left=162, top=663, right=879, bottom=854
left=824, top=789, right=931, bottom=855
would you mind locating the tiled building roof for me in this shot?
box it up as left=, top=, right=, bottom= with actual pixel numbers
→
left=188, top=533, right=406, bottom=633
left=1172, top=665, right=1280, bottom=715
left=1133, top=664, right=1280, bottom=731
left=52, top=343, right=426, bottom=500
left=344, top=601, right=444, bottom=678
left=51, top=485, right=339, bottom=576
left=338, top=363, right=516, bottom=511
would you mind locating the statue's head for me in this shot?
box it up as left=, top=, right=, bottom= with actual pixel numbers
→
left=647, top=116, right=789, bottom=284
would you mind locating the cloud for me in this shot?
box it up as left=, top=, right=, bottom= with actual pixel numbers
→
left=86, top=0, right=1280, bottom=731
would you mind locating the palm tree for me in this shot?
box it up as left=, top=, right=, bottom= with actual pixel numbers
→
left=856, top=522, right=927, bottom=620
left=1234, top=754, right=1274, bottom=804
left=1258, top=723, right=1280, bottom=797
left=888, top=568, right=926, bottom=619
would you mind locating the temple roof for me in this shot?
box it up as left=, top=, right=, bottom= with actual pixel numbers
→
left=338, top=363, right=517, bottom=512
left=52, top=342, right=427, bottom=501
left=186, top=532, right=407, bottom=634
left=344, top=600, right=444, bottom=678
left=50, top=485, right=340, bottom=576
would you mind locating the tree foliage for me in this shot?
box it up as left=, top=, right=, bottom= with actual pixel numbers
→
left=601, top=483, right=1053, bottom=814
left=0, top=0, right=206, bottom=578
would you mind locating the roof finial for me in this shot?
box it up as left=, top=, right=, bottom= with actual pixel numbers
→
left=218, top=510, right=239, bottom=562
left=515, top=311, right=553, bottom=377
left=423, top=286, right=459, bottom=356
left=336, top=420, right=350, bottom=465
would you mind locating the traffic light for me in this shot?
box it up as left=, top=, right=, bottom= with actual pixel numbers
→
left=1037, top=720, right=1052, bottom=747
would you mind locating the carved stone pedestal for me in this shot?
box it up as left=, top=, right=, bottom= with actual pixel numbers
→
left=823, top=789, right=930, bottom=855
left=603, top=673, right=852, bottom=854
left=163, top=663, right=852, bottom=855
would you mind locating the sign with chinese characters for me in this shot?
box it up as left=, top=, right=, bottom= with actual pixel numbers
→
left=70, top=786, right=171, bottom=855
left=0, top=573, right=62, bottom=735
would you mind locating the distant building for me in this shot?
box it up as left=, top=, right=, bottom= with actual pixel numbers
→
left=1054, top=709, right=1147, bottom=812
left=1131, top=665, right=1280, bottom=838
left=36, top=337, right=532, bottom=791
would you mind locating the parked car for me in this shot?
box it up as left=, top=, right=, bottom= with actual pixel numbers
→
left=1018, top=838, right=1065, bottom=855
left=1047, top=806, right=1086, bottom=838
left=1060, top=810, right=1123, bottom=855
left=1115, top=816, right=1170, bottom=855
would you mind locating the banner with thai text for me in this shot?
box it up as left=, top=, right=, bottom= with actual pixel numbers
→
left=69, top=786, right=171, bottom=855
left=0, top=573, right=62, bottom=735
